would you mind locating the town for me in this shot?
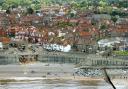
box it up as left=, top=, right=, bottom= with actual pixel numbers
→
left=0, top=0, right=128, bottom=89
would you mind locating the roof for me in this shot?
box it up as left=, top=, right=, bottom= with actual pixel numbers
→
left=20, top=15, right=42, bottom=22
left=0, top=37, right=10, bottom=44
left=98, top=37, right=122, bottom=47
left=80, top=32, right=91, bottom=37
left=92, top=14, right=111, bottom=20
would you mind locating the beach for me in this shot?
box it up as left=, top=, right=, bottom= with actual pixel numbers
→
left=0, top=62, right=128, bottom=89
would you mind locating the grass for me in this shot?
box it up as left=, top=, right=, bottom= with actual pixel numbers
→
left=114, top=51, right=128, bottom=56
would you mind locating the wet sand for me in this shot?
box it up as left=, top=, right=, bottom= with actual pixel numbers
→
left=0, top=78, right=128, bottom=89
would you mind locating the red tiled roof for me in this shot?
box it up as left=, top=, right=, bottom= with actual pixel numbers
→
left=116, top=29, right=128, bottom=32
left=0, top=37, right=10, bottom=43
left=21, top=15, right=42, bottom=22
left=79, top=32, right=91, bottom=37
left=0, top=30, right=6, bottom=36
left=69, top=19, right=79, bottom=23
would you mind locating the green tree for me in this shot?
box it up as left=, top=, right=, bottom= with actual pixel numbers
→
left=100, top=24, right=108, bottom=30
left=19, top=0, right=32, bottom=8
left=99, top=0, right=108, bottom=7
left=31, top=0, right=41, bottom=10
left=6, top=9, right=11, bottom=14
left=111, top=16, right=118, bottom=23
left=1, top=0, right=32, bottom=9
left=0, top=0, right=4, bottom=6
left=2, top=3, right=9, bottom=10
left=27, top=7, right=34, bottom=14
left=4, top=0, right=21, bottom=7
left=71, top=2, right=80, bottom=9
left=99, top=0, right=109, bottom=12
left=80, top=0, right=88, bottom=8
left=118, top=1, right=128, bottom=8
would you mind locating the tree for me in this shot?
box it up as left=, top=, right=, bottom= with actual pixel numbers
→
left=80, top=1, right=88, bottom=8
left=99, top=0, right=108, bottom=7
left=118, top=1, right=128, bottom=8
left=1, top=0, right=32, bottom=10
left=71, top=2, right=80, bottom=9
left=99, top=24, right=109, bottom=37
left=0, top=0, right=4, bottom=6
left=19, top=0, right=32, bottom=8
left=6, top=9, right=11, bottom=14
left=4, top=0, right=21, bottom=8
left=27, top=7, right=34, bottom=14
left=92, top=0, right=100, bottom=11
left=2, top=3, right=9, bottom=10
left=111, top=16, right=118, bottom=24
left=98, top=0, right=109, bottom=13
left=31, top=0, right=41, bottom=10
left=105, top=6, right=113, bottom=14
left=100, top=24, right=108, bottom=30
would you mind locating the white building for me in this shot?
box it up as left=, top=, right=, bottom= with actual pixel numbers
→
left=43, top=44, right=71, bottom=52
left=0, top=42, right=3, bottom=50
left=98, top=38, right=120, bottom=47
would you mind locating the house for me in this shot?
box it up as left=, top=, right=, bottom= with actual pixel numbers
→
left=0, top=42, right=3, bottom=50
left=0, top=37, right=10, bottom=44
left=20, top=15, right=43, bottom=26
left=69, top=19, right=98, bottom=52
left=0, top=14, right=10, bottom=28
left=116, top=18, right=128, bottom=37
left=91, top=14, right=111, bottom=21
left=43, top=43, right=71, bottom=52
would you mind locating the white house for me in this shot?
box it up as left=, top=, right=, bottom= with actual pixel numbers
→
left=98, top=38, right=120, bottom=47
left=0, top=42, right=3, bottom=50
left=43, top=44, right=71, bottom=52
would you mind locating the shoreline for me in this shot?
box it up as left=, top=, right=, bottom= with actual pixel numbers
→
left=0, top=76, right=104, bottom=81
left=0, top=76, right=128, bottom=86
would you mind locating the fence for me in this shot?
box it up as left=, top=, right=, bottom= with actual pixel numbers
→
left=0, top=54, right=18, bottom=64
left=0, top=53, right=128, bottom=67
left=91, top=60, right=128, bottom=66
left=38, top=55, right=84, bottom=64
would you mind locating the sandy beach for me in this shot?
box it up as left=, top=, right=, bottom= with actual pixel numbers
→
left=0, top=62, right=128, bottom=89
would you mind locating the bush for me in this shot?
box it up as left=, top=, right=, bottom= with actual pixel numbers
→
left=27, top=7, right=34, bottom=14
